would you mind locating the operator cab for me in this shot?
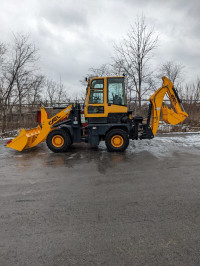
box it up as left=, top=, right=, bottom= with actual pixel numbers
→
left=84, top=76, right=127, bottom=119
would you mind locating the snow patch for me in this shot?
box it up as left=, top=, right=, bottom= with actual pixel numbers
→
left=99, top=133, right=200, bottom=157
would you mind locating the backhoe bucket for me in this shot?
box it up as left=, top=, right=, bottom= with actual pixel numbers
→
left=6, top=126, right=42, bottom=151
left=162, top=105, right=188, bottom=125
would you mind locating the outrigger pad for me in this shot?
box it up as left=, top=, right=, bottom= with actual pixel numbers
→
left=162, top=105, right=188, bottom=125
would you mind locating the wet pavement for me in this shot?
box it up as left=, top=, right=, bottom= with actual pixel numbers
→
left=0, top=133, right=200, bottom=265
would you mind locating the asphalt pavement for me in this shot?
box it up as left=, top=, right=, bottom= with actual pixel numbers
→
left=0, top=133, right=200, bottom=265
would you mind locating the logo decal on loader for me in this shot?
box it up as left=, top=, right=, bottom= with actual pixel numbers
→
left=49, top=116, right=61, bottom=125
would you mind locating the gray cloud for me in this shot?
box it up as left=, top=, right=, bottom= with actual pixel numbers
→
left=39, top=1, right=88, bottom=29
left=0, top=0, right=200, bottom=95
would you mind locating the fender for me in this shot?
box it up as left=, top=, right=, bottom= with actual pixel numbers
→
left=60, top=124, right=74, bottom=139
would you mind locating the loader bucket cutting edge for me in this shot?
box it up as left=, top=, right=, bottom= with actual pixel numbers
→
left=162, top=105, right=188, bottom=125
left=6, top=125, right=43, bottom=151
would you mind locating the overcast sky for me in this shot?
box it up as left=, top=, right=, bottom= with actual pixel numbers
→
left=1, top=0, right=200, bottom=95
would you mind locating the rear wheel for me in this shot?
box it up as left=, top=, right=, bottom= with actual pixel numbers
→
left=46, top=129, right=72, bottom=153
left=105, top=129, right=129, bottom=152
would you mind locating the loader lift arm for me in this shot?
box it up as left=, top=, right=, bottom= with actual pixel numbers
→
left=149, top=76, right=188, bottom=136
left=7, top=104, right=72, bottom=151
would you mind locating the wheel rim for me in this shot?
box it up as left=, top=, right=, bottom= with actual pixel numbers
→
left=52, top=135, right=64, bottom=148
left=111, top=135, right=124, bottom=148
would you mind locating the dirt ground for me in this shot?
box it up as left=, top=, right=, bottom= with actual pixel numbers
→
left=0, top=133, right=200, bottom=266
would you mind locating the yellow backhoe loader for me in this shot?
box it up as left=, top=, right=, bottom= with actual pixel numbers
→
left=6, top=76, right=188, bottom=152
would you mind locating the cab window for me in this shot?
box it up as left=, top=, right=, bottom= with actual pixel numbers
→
left=89, top=79, right=104, bottom=104
left=91, top=79, right=104, bottom=89
left=107, top=78, right=125, bottom=106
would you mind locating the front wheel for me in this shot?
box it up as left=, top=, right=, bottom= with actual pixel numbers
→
left=46, top=129, right=72, bottom=153
left=105, top=129, right=129, bottom=152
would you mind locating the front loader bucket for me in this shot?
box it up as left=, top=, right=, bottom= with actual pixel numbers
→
left=6, top=106, right=49, bottom=151
left=6, top=126, right=42, bottom=151
left=6, top=104, right=72, bottom=152
left=162, top=105, right=188, bottom=125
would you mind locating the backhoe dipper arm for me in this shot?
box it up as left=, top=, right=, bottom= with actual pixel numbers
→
left=149, top=76, right=188, bottom=136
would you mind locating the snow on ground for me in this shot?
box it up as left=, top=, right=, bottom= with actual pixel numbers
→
left=1, top=132, right=200, bottom=159
left=129, top=133, right=200, bottom=157
left=99, top=132, right=200, bottom=158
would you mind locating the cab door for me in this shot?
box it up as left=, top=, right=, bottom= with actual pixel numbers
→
left=84, top=78, right=106, bottom=118
left=106, top=77, right=127, bottom=114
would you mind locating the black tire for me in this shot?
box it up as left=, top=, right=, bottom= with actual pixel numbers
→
left=46, top=129, right=72, bottom=153
left=105, top=129, right=129, bottom=152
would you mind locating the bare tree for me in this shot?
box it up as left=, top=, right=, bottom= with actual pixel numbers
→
left=179, top=79, right=200, bottom=126
left=88, top=64, right=111, bottom=77
left=27, top=74, right=44, bottom=106
left=0, top=43, right=7, bottom=128
left=80, top=64, right=111, bottom=86
left=46, top=80, right=57, bottom=106
left=0, top=34, right=39, bottom=132
left=158, top=61, right=184, bottom=85
left=45, top=79, right=70, bottom=106
left=113, top=15, right=158, bottom=109
left=182, top=79, right=200, bottom=103
left=0, top=43, right=6, bottom=65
